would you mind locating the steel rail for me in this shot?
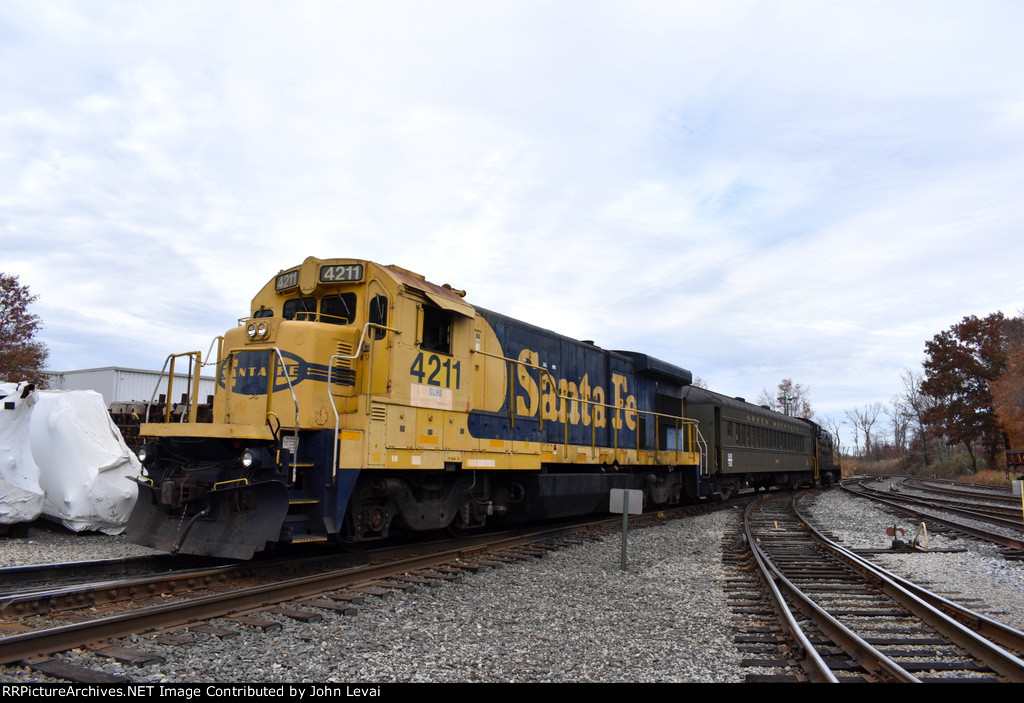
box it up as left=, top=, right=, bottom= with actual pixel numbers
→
left=843, top=481, right=1024, bottom=551
left=0, top=506, right=682, bottom=621
left=0, top=524, right=608, bottom=666
left=0, top=561, right=250, bottom=618
left=904, top=477, right=1017, bottom=502
left=742, top=497, right=838, bottom=683
left=795, top=493, right=1024, bottom=681
left=0, top=555, right=188, bottom=596
left=863, top=478, right=1023, bottom=525
left=743, top=496, right=918, bottom=683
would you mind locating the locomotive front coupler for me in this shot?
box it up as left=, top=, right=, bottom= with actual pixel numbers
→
left=159, top=476, right=204, bottom=510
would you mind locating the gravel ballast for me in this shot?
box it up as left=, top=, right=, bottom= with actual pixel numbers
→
left=1, top=510, right=756, bottom=683
left=804, top=486, right=1024, bottom=632
left=2, top=487, right=1024, bottom=683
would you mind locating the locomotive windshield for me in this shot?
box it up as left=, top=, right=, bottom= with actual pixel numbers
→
left=321, top=292, right=357, bottom=325
left=280, top=293, right=360, bottom=325
left=282, top=297, right=316, bottom=320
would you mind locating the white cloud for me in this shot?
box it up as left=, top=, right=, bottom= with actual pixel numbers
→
left=2, top=1, right=1024, bottom=437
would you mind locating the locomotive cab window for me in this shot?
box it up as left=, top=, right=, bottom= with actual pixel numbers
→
left=421, top=305, right=452, bottom=354
left=252, top=306, right=273, bottom=318
left=320, top=292, right=357, bottom=325
left=283, top=297, right=317, bottom=321
left=369, top=294, right=388, bottom=339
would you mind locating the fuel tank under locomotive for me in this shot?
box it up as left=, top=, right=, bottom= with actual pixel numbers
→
left=344, top=465, right=691, bottom=541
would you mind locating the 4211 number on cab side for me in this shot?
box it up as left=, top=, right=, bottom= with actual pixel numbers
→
left=409, top=352, right=461, bottom=389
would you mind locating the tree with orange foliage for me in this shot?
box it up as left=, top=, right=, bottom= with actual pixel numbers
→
left=0, top=273, right=49, bottom=386
left=992, top=320, right=1024, bottom=450
left=922, top=312, right=1023, bottom=472
left=757, top=378, right=814, bottom=418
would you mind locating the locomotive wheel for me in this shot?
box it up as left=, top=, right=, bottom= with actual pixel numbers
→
left=445, top=510, right=483, bottom=537
left=446, top=521, right=481, bottom=538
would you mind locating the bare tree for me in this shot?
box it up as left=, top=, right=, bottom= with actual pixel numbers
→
left=900, top=368, right=937, bottom=467
left=821, top=415, right=844, bottom=454
left=886, top=395, right=909, bottom=454
left=846, top=403, right=883, bottom=457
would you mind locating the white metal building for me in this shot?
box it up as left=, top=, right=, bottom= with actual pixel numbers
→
left=43, top=367, right=217, bottom=409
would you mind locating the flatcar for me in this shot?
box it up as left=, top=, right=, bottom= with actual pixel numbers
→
left=127, top=256, right=837, bottom=559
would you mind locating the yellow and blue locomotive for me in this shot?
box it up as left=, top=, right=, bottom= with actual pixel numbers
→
left=127, top=256, right=835, bottom=559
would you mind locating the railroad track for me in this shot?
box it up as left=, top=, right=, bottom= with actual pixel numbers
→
left=738, top=490, right=1024, bottom=683
left=0, top=547, right=380, bottom=621
left=0, top=515, right=657, bottom=682
left=0, top=493, right=773, bottom=683
left=844, top=477, right=1024, bottom=555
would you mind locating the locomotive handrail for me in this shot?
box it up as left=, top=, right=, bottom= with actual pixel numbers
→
left=327, top=355, right=344, bottom=481
left=199, top=335, right=224, bottom=368
left=222, top=346, right=301, bottom=482
left=145, top=351, right=204, bottom=424
left=694, top=424, right=708, bottom=476
left=326, top=322, right=401, bottom=479
left=331, top=321, right=402, bottom=368
left=213, top=478, right=249, bottom=490
left=471, top=347, right=706, bottom=469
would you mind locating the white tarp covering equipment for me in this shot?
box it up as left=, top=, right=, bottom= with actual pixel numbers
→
left=0, top=383, right=44, bottom=525
left=0, top=382, right=140, bottom=534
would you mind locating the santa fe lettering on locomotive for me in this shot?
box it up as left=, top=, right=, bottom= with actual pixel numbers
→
left=512, top=348, right=637, bottom=430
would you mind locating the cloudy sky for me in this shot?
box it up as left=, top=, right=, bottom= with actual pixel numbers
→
left=3, top=1, right=1023, bottom=443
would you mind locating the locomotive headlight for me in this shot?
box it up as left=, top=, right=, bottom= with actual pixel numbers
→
left=137, top=444, right=155, bottom=465
left=257, top=322, right=268, bottom=339
left=247, top=323, right=257, bottom=340
left=240, top=449, right=260, bottom=469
